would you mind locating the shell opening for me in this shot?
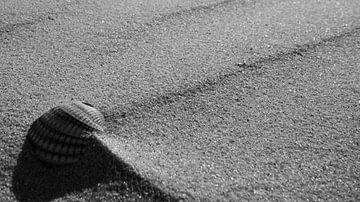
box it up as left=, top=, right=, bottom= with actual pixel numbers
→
left=81, top=102, right=94, bottom=107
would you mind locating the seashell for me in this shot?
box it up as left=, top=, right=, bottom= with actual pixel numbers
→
left=27, top=101, right=105, bottom=165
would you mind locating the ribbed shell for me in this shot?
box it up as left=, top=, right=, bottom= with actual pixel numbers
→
left=27, top=101, right=104, bottom=165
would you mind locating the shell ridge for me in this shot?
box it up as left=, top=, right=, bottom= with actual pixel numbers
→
left=28, top=138, right=86, bottom=157
left=27, top=101, right=104, bottom=165
left=37, top=116, right=89, bottom=144
left=53, top=107, right=94, bottom=136
left=61, top=105, right=103, bottom=132
left=70, top=102, right=105, bottom=131
left=28, top=118, right=88, bottom=155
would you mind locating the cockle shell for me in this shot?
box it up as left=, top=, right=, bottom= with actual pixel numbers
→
left=27, top=101, right=105, bottom=165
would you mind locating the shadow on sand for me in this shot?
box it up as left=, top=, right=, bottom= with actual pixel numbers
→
left=12, top=137, right=175, bottom=201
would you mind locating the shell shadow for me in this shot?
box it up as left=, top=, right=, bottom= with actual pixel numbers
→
left=12, top=137, right=175, bottom=201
